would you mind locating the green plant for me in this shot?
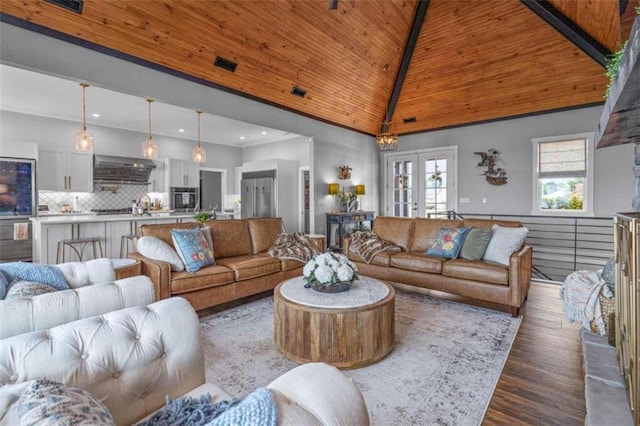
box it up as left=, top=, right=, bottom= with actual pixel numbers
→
left=194, top=211, right=213, bottom=223
left=604, top=41, right=627, bottom=98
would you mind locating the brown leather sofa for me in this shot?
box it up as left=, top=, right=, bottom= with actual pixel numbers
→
left=343, top=216, right=532, bottom=316
left=128, top=218, right=303, bottom=310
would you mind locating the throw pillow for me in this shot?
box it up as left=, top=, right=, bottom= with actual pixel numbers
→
left=17, top=379, right=115, bottom=426
left=136, top=236, right=185, bottom=272
left=459, top=227, right=493, bottom=260
left=200, top=226, right=215, bottom=256
left=5, top=280, right=57, bottom=300
left=170, top=227, right=215, bottom=274
left=0, top=271, right=8, bottom=300
left=0, top=262, right=69, bottom=291
left=601, top=259, right=615, bottom=286
left=482, top=224, right=529, bottom=266
left=426, top=227, right=471, bottom=259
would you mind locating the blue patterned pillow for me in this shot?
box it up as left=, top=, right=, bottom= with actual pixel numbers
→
left=601, top=259, right=615, bottom=286
left=0, top=271, right=8, bottom=300
left=18, top=379, right=114, bottom=425
left=0, top=262, right=69, bottom=291
left=426, top=227, right=472, bottom=259
left=170, top=227, right=215, bottom=274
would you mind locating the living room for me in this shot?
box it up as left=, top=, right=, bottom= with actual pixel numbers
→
left=1, top=1, right=639, bottom=425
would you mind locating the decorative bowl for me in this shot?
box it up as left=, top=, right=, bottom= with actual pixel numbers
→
left=307, top=280, right=352, bottom=293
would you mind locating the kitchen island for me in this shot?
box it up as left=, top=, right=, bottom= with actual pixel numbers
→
left=30, top=213, right=197, bottom=264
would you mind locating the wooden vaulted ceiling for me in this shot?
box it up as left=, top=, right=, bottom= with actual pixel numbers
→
left=0, top=0, right=634, bottom=137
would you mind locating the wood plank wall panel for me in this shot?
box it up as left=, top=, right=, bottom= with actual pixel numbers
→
left=0, top=0, right=416, bottom=135
left=392, top=0, right=608, bottom=134
left=0, top=0, right=621, bottom=137
left=549, top=0, right=621, bottom=51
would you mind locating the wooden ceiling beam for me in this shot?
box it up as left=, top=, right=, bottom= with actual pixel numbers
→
left=384, top=0, right=430, bottom=127
left=520, top=0, right=612, bottom=67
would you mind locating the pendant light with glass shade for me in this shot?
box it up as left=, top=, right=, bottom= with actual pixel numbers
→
left=192, top=110, right=206, bottom=164
left=141, top=99, right=158, bottom=158
left=74, top=83, right=95, bottom=152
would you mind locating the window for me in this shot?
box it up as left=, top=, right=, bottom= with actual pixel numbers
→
left=532, top=133, right=594, bottom=215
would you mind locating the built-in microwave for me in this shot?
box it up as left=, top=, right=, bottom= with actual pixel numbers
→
left=170, top=187, right=198, bottom=211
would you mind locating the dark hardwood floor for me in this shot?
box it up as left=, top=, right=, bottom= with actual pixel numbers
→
left=197, top=281, right=586, bottom=424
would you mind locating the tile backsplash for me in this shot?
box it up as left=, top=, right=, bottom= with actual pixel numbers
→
left=39, top=183, right=169, bottom=212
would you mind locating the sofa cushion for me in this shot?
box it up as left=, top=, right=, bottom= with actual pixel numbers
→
left=281, top=259, right=304, bottom=272
left=5, top=281, right=57, bottom=300
left=55, top=258, right=116, bottom=288
left=248, top=218, right=285, bottom=254
left=139, top=222, right=197, bottom=248
left=372, top=217, right=414, bottom=252
left=409, top=218, right=463, bottom=252
left=136, top=236, right=185, bottom=272
left=459, top=227, right=492, bottom=261
left=203, top=220, right=253, bottom=259
left=171, top=228, right=216, bottom=274
left=348, top=250, right=392, bottom=267
left=482, top=224, right=528, bottom=266
left=426, top=227, right=471, bottom=259
left=461, top=218, right=522, bottom=228
left=390, top=252, right=448, bottom=274
left=216, top=254, right=281, bottom=281
left=17, top=379, right=115, bottom=426
left=170, top=265, right=235, bottom=294
left=442, top=259, right=509, bottom=285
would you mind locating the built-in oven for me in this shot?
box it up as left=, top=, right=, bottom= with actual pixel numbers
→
left=170, top=187, right=199, bottom=212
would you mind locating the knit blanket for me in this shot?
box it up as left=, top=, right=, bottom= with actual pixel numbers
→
left=349, top=231, right=401, bottom=264
left=267, top=233, right=321, bottom=263
left=137, top=388, right=277, bottom=426
left=560, top=269, right=613, bottom=335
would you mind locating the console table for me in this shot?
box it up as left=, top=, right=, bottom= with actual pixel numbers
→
left=326, top=211, right=375, bottom=251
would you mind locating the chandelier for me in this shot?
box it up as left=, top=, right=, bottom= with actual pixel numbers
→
left=74, top=83, right=94, bottom=152
left=141, top=99, right=158, bottom=159
left=376, top=65, right=398, bottom=152
left=192, top=110, right=206, bottom=164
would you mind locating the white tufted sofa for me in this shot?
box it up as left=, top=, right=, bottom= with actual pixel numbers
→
left=0, top=297, right=370, bottom=425
left=0, top=259, right=155, bottom=339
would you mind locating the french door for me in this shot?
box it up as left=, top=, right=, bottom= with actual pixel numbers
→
left=385, top=147, right=458, bottom=218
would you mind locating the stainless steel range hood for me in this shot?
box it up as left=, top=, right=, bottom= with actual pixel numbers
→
left=93, top=155, right=156, bottom=185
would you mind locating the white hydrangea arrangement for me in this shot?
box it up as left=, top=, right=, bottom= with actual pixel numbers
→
left=303, top=252, right=359, bottom=292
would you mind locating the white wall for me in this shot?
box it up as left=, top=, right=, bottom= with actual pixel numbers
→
left=242, top=136, right=311, bottom=167
left=0, top=110, right=243, bottom=195
left=395, top=106, right=634, bottom=217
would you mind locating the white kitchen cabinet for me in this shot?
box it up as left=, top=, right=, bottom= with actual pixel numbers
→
left=105, top=221, right=133, bottom=258
left=39, top=147, right=93, bottom=192
left=168, top=159, right=199, bottom=187
left=149, top=159, right=167, bottom=192
left=40, top=224, right=72, bottom=264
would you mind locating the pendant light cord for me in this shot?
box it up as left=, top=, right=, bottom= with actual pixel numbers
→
left=197, top=110, right=202, bottom=147
left=147, top=99, right=154, bottom=140
left=80, top=83, right=89, bottom=132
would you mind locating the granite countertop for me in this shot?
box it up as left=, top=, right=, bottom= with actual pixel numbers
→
left=30, top=212, right=195, bottom=223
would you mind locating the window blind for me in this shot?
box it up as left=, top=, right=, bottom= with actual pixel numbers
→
left=538, top=139, right=586, bottom=178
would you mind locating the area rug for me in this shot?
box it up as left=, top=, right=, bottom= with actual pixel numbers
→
left=200, top=291, right=522, bottom=425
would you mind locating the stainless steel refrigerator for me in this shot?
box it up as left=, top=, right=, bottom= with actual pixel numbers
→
left=0, top=157, right=37, bottom=262
left=241, top=177, right=275, bottom=218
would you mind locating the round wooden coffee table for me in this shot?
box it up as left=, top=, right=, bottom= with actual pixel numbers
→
left=274, top=276, right=395, bottom=369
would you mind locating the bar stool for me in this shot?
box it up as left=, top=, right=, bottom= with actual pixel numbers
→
left=56, top=237, right=103, bottom=263
left=120, top=234, right=139, bottom=258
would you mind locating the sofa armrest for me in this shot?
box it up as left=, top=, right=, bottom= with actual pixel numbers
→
left=343, top=236, right=352, bottom=256
left=267, top=362, right=369, bottom=426
left=508, top=245, right=533, bottom=308
left=128, top=253, right=172, bottom=301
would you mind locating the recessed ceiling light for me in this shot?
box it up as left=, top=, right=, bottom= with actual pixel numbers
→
left=91, top=113, right=100, bottom=118
left=240, top=136, right=245, bottom=140
left=179, top=129, right=185, bottom=133
left=261, top=131, right=267, bottom=135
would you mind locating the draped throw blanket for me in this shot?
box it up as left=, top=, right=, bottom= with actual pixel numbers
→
left=0, top=262, right=69, bottom=291
left=136, top=388, right=277, bottom=426
left=560, top=269, right=613, bottom=335
left=267, top=233, right=321, bottom=263
left=349, top=231, right=401, bottom=264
